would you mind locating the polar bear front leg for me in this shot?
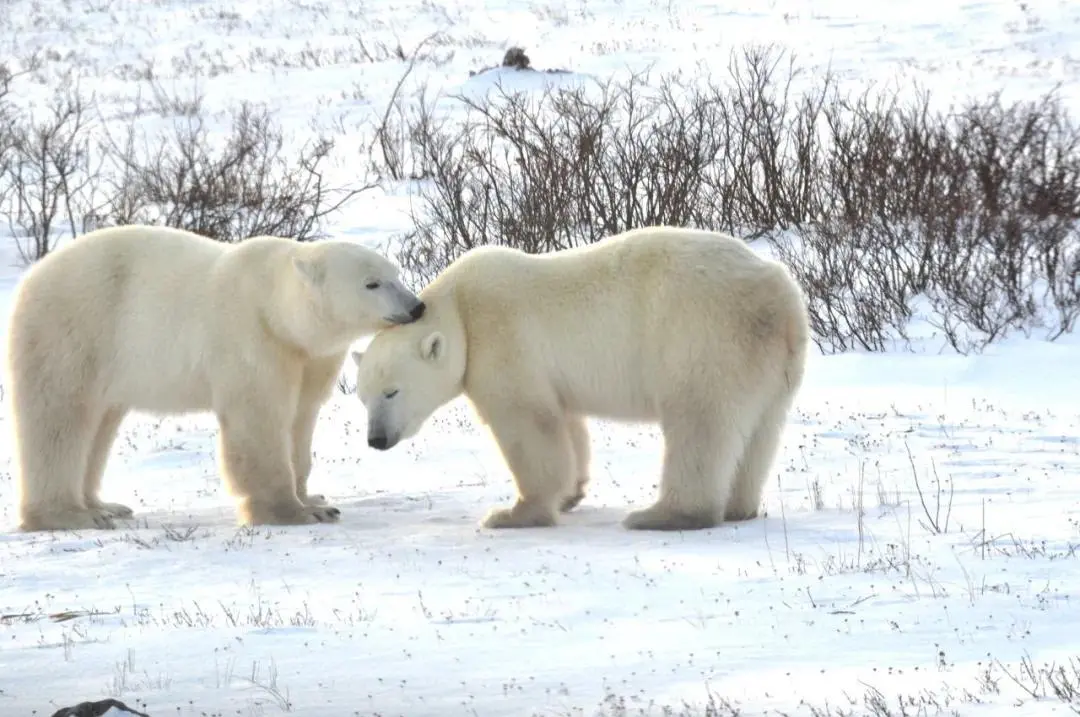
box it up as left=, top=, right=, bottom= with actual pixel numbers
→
left=216, top=397, right=340, bottom=526
left=560, top=414, right=591, bottom=513
left=288, top=401, right=324, bottom=508
left=83, top=407, right=134, bottom=519
left=291, top=355, right=345, bottom=507
left=290, top=402, right=327, bottom=507
left=480, top=406, right=577, bottom=529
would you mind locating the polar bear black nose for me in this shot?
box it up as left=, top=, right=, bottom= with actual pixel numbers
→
left=368, top=435, right=388, bottom=450
left=410, top=302, right=426, bottom=320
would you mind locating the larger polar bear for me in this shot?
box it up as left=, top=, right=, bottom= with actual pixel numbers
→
left=352, top=225, right=809, bottom=531
left=7, top=224, right=426, bottom=532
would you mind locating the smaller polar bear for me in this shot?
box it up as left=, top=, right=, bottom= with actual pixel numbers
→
left=352, top=225, right=809, bottom=531
left=7, top=224, right=426, bottom=532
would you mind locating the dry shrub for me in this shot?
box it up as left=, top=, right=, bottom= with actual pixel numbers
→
left=394, top=45, right=1080, bottom=353
left=0, top=64, right=12, bottom=183
left=0, top=75, right=374, bottom=262
left=2, top=44, right=1076, bottom=356
left=396, top=46, right=835, bottom=288
left=102, top=96, right=370, bottom=243
left=778, top=87, right=1080, bottom=352
left=0, top=71, right=112, bottom=262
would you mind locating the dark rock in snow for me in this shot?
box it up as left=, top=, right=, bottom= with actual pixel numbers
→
left=50, top=698, right=151, bottom=717
left=469, top=46, right=573, bottom=77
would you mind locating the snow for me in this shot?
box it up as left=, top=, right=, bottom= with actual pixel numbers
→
left=1, top=0, right=1080, bottom=715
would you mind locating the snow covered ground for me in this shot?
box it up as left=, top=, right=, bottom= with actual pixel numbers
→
left=2, top=0, right=1080, bottom=715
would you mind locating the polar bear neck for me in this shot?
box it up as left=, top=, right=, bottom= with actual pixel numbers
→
left=419, top=282, right=470, bottom=400
left=263, top=275, right=347, bottom=359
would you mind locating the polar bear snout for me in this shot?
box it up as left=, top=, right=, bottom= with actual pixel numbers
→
left=367, top=423, right=399, bottom=450
left=366, top=403, right=406, bottom=450
left=382, top=290, right=426, bottom=325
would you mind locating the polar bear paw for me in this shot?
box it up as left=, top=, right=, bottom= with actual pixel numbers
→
left=307, top=505, right=341, bottom=522
left=86, top=508, right=120, bottom=529
left=19, top=506, right=119, bottom=531
left=559, top=479, right=588, bottom=513
left=723, top=505, right=760, bottom=522
left=88, top=500, right=134, bottom=519
left=300, top=493, right=328, bottom=507
left=622, top=503, right=720, bottom=531
left=481, top=500, right=558, bottom=529
left=240, top=499, right=342, bottom=526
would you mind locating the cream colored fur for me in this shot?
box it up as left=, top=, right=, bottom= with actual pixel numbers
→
left=353, top=225, right=810, bottom=531
left=7, top=224, right=425, bottom=531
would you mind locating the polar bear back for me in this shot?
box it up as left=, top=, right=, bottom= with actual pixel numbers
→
left=441, top=226, right=807, bottom=422
left=7, top=225, right=269, bottom=413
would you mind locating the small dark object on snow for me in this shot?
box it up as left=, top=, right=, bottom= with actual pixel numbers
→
left=468, top=46, right=572, bottom=77
left=502, top=46, right=531, bottom=70
left=51, top=698, right=151, bottom=717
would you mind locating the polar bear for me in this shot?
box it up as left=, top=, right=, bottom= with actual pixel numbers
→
left=7, top=224, right=426, bottom=532
left=352, top=225, right=809, bottom=531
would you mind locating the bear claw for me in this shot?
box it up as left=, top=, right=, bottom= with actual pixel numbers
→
left=560, top=491, right=586, bottom=513
left=91, top=501, right=134, bottom=519
left=723, top=507, right=760, bottom=522
left=89, top=511, right=118, bottom=530
left=239, top=500, right=342, bottom=526
left=312, top=506, right=341, bottom=522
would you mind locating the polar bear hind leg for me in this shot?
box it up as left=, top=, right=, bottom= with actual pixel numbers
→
left=83, top=406, right=134, bottom=519
left=723, top=394, right=794, bottom=521
left=16, top=397, right=118, bottom=531
left=480, top=405, right=581, bottom=529
left=623, top=396, right=755, bottom=531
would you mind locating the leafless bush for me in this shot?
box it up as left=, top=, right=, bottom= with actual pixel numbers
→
left=367, top=31, right=442, bottom=183
left=396, top=44, right=1080, bottom=353
left=101, top=99, right=370, bottom=242
left=395, top=45, right=839, bottom=288
left=396, top=66, right=749, bottom=285
left=0, top=71, right=376, bottom=257
left=0, top=83, right=110, bottom=263
left=0, top=65, right=15, bottom=211
left=776, top=86, right=1080, bottom=352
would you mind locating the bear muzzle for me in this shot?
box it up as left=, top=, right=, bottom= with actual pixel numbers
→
left=384, top=300, right=425, bottom=325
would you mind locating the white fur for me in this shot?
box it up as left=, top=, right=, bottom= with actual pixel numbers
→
left=353, top=225, right=809, bottom=531
left=6, top=224, right=425, bottom=531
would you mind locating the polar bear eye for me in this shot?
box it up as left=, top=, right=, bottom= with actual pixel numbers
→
left=384, top=389, right=399, bottom=399
left=365, top=281, right=381, bottom=290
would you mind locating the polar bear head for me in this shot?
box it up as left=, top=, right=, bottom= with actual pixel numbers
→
left=291, top=240, right=425, bottom=336
left=351, top=319, right=466, bottom=451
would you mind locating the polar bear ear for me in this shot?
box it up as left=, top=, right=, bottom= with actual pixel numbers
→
left=419, top=331, right=445, bottom=363
left=292, top=257, right=325, bottom=286
left=351, top=350, right=364, bottom=366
